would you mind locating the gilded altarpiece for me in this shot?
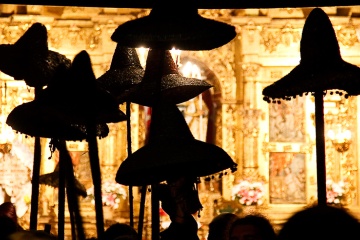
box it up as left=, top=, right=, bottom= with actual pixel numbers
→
left=236, top=15, right=360, bottom=226
left=1, top=6, right=360, bottom=238
left=0, top=9, right=240, bottom=238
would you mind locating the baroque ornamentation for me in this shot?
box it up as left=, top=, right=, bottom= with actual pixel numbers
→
left=199, top=9, right=234, bottom=18
left=260, top=23, right=301, bottom=53
left=241, top=62, right=261, bottom=79
left=240, top=107, right=262, bottom=138
left=243, top=21, right=261, bottom=43
left=335, top=22, right=358, bottom=48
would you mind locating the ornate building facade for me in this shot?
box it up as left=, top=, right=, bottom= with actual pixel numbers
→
left=0, top=4, right=360, bottom=238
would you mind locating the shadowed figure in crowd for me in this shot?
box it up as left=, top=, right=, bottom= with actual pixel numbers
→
left=99, top=222, right=138, bottom=240
left=158, top=176, right=203, bottom=240
left=229, top=214, right=276, bottom=240
left=277, top=204, right=360, bottom=240
left=6, top=230, right=58, bottom=240
left=208, top=212, right=239, bottom=240
left=0, top=202, right=23, bottom=239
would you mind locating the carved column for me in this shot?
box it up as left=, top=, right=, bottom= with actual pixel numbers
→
left=240, top=63, right=262, bottom=180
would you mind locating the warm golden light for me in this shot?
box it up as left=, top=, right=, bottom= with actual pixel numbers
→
left=135, top=46, right=149, bottom=68
left=327, top=124, right=352, bottom=152
left=169, top=47, right=181, bottom=66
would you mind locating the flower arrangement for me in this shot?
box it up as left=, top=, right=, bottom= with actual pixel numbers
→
left=326, top=179, right=345, bottom=205
left=231, top=180, right=265, bottom=206
left=86, top=180, right=127, bottom=209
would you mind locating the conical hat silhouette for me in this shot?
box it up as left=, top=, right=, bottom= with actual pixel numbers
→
left=116, top=102, right=237, bottom=186
left=0, top=22, right=71, bottom=88
left=129, top=49, right=212, bottom=106
left=111, top=0, right=236, bottom=50
left=35, top=50, right=127, bottom=124
left=262, top=8, right=360, bottom=102
left=39, top=163, right=88, bottom=198
left=97, top=45, right=144, bottom=104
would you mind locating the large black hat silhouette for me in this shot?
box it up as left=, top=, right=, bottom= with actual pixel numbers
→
left=6, top=63, right=110, bottom=140
left=111, top=0, right=236, bottom=50
left=116, top=102, right=237, bottom=186
left=0, top=22, right=71, bottom=88
left=35, top=51, right=126, bottom=124
left=129, top=49, right=212, bottom=106
left=262, top=8, right=360, bottom=102
left=262, top=8, right=360, bottom=206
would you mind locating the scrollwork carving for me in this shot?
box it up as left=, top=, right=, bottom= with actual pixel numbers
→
left=199, top=9, right=234, bottom=18
left=241, top=62, right=261, bottom=79
left=260, top=23, right=301, bottom=53
left=243, top=21, right=261, bottom=43
left=336, top=23, right=358, bottom=48
left=260, top=27, right=281, bottom=53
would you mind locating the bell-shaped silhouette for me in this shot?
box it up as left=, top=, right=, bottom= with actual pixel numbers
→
left=111, top=0, right=236, bottom=50
left=116, top=102, right=237, bottom=186
left=39, top=163, right=88, bottom=198
left=97, top=45, right=145, bottom=104
left=6, top=100, right=109, bottom=140
left=262, top=8, right=360, bottom=102
left=129, top=49, right=212, bottom=106
left=6, top=61, right=110, bottom=140
left=261, top=8, right=360, bottom=207
left=35, top=50, right=127, bottom=125
left=0, top=22, right=71, bottom=88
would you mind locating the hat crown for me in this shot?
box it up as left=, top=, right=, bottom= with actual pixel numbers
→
left=110, top=45, right=143, bottom=70
left=148, top=103, right=194, bottom=143
left=300, top=8, right=341, bottom=66
left=144, top=49, right=178, bottom=79
left=149, top=0, right=199, bottom=19
left=70, top=50, right=96, bottom=87
left=15, top=22, right=48, bottom=53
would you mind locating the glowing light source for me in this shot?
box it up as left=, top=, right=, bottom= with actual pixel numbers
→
left=327, top=124, right=351, bottom=152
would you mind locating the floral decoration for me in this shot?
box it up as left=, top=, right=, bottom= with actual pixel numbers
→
left=86, top=180, right=127, bottom=209
left=326, top=179, right=346, bottom=205
left=231, top=180, right=265, bottom=206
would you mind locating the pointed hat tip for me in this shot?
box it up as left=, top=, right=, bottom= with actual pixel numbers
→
left=15, top=22, right=47, bottom=47
left=300, top=7, right=341, bottom=63
left=71, top=50, right=95, bottom=80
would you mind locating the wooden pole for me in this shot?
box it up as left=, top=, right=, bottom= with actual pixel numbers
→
left=314, top=91, right=327, bottom=206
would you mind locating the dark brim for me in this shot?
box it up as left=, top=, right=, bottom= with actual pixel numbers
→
left=6, top=101, right=109, bottom=140
left=116, top=139, right=237, bottom=186
left=129, top=74, right=212, bottom=106
left=38, top=171, right=87, bottom=197
left=262, top=60, right=360, bottom=102
left=111, top=15, right=236, bottom=50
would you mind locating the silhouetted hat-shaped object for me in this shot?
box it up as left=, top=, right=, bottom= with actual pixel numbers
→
left=129, top=49, right=212, bottom=106
left=262, top=8, right=360, bottom=103
left=97, top=45, right=144, bottom=104
left=6, top=60, right=110, bottom=140
left=6, top=100, right=109, bottom=140
left=111, top=0, right=236, bottom=50
left=0, top=22, right=71, bottom=88
left=36, top=50, right=127, bottom=125
left=39, top=163, right=87, bottom=198
left=116, top=102, right=237, bottom=186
